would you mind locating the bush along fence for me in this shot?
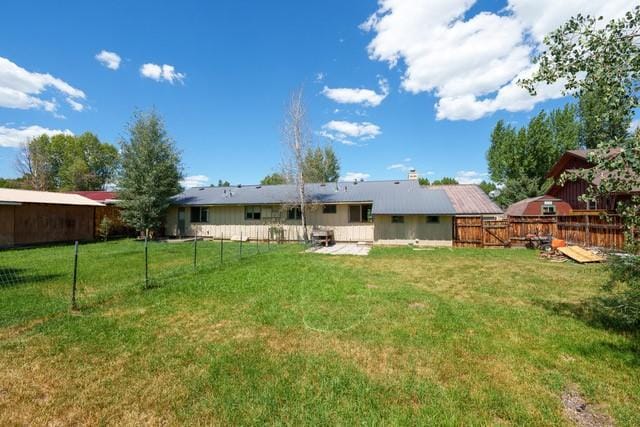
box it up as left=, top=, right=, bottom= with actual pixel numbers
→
left=0, top=233, right=288, bottom=312
left=454, top=212, right=626, bottom=250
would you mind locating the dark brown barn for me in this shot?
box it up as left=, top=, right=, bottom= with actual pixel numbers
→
left=505, top=195, right=572, bottom=217
left=546, top=149, right=638, bottom=211
left=0, top=189, right=104, bottom=248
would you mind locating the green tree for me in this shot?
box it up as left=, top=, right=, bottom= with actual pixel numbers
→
left=15, top=132, right=118, bottom=191
left=418, top=177, right=430, bottom=186
left=0, top=177, right=26, bottom=189
left=521, top=6, right=640, bottom=327
left=302, top=145, right=340, bottom=183
left=487, top=105, right=580, bottom=207
left=118, top=111, right=183, bottom=235
left=478, top=180, right=497, bottom=195
left=217, top=180, right=231, bottom=187
left=432, top=177, right=458, bottom=185
left=260, top=172, right=287, bottom=185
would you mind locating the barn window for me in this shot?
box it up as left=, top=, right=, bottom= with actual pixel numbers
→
left=322, top=204, right=337, bottom=214
left=426, top=216, right=440, bottom=223
left=391, top=215, right=404, bottom=224
left=190, top=207, right=208, bottom=223
left=245, top=206, right=262, bottom=220
left=287, top=207, right=302, bottom=220
left=541, top=205, right=556, bottom=215
left=587, top=200, right=597, bottom=210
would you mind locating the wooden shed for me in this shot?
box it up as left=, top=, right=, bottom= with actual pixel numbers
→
left=0, top=189, right=104, bottom=248
left=505, top=195, right=572, bottom=217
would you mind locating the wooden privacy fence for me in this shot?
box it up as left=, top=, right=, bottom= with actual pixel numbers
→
left=454, top=213, right=626, bottom=249
left=454, top=217, right=511, bottom=248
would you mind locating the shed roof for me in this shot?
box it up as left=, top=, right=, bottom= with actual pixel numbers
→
left=0, top=188, right=104, bottom=206
left=505, top=195, right=561, bottom=216
left=69, top=191, right=119, bottom=204
left=435, top=185, right=503, bottom=215
left=173, top=180, right=502, bottom=216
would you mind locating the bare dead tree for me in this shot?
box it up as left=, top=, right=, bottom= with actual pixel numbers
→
left=15, top=140, right=49, bottom=190
left=281, top=87, right=312, bottom=242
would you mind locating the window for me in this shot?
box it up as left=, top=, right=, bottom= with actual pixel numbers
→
left=349, top=204, right=373, bottom=223
left=541, top=205, right=556, bottom=215
left=391, top=216, right=404, bottom=224
left=587, top=200, right=597, bottom=210
left=287, top=207, right=302, bottom=220
left=245, top=206, right=261, bottom=220
left=322, top=204, right=337, bottom=214
left=190, top=207, right=208, bottom=223
left=426, top=216, right=440, bottom=223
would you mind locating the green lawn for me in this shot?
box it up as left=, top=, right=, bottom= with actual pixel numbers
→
left=0, top=240, right=638, bottom=425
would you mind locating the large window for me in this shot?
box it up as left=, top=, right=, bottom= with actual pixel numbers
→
left=322, top=204, right=337, bottom=214
left=426, top=216, right=440, bottom=224
left=287, top=207, right=302, bottom=220
left=245, top=206, right=261, bottom=220
left=190, top=207, right=208, bottom=223
left=348, top=204, right=372, bottom=223
left=391, top=215, right=404, bottom=224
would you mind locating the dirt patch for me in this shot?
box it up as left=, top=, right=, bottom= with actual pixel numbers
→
left=408, top=302, right=427, bottom=310
left=366, top=284, right=378, bottom=289
left=562, top=387, right=614, bottom=427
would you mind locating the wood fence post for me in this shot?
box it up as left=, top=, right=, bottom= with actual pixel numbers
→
left=481, top=216, right=485, bottom=248
left=585, top=214, right=590, bottom=247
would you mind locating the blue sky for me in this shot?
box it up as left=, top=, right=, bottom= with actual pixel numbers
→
left=0, top=0, right=632, bottom=187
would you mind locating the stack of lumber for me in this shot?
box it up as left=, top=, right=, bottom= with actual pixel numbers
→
left=557, top=246, right=605, bottom=263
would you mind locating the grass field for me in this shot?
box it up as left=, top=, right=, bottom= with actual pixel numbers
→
left=0, top=240, right=638, bottom=425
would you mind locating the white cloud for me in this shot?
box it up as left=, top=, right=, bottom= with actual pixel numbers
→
left=341, top=172, right=370, bottom=181
left=322, top=77, right=389, bottom=107
left=362, top=0, right=631, bottom=120
left=454, top=170, right=489, bottom=184
left=0, top=56, right=85, bottom=114
left=319, top=120, right=381, bottom=145
left=66, top=97, right=84, bottom=112
left=0, top=125, right=73, bottom=148
left=630, top=119, right=639, bottom=132
left=387, top=163, right=413, bottom=172
left=181, top=174, right=209, bottom=188
left=95, top=50, right=121, bottom=70
left=315, top=72, right=326, bottom=82
left=140, top=63, right=185, bottom=84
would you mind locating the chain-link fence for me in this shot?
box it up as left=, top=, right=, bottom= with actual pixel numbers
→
left=0, top=236, right=289, bottom=321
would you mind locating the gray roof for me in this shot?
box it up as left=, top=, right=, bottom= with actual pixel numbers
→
left=172, top=180, right=501, bottom=215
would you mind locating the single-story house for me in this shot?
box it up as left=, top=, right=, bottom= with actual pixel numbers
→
left=166, top=179, right=502, bottom=246
left=0, top=188, right=104, bottom=248
left=506, top=195, right=572, bottom=217
left=546, top=149, right=639, bottom=211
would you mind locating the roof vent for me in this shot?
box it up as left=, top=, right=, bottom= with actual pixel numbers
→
left=237, top=184, right=242, bottom=188
left=198, top=187, right=205, bottom=191
left=394, top=181, right=400, bottom=184
left=256, top=185, right=262, bottom=189
left=320, top=183, right=326, bottom=187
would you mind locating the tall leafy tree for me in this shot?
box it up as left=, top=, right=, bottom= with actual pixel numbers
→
left=118, top=111, right=183, bottom=235
left=14, top=132, right=118, bottom=191
left=487, top=105, right=580, bottom=207
left=302, top=145, right=340, bottom=183
left=260, top=172, right=287, bottom=185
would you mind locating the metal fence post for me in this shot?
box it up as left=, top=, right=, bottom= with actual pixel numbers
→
left=71, top=241, right=79, bottom=310
left=144, top=233, right=149, bottom=289
left=193, top=229, right=198, bottom=270
left=220, top=233, right=224, bottom=265
left=256, top=231, right=259, bottom=254
left=240, top=232, right=243, bottom=259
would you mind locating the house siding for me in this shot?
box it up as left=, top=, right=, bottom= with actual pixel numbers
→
left=166, top=204, right=375, bottom=242
left=374, top=215, right=453, bottom=246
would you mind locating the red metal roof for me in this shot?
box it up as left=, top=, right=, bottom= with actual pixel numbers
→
left=69, top=191, right=118, bottom=203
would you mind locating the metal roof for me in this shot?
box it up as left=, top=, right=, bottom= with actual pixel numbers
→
left=0, top=188, right=105, bottom=206
left=436, top=185, right=503, bottom=215
left=172, top=180, right=504, bottom=215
